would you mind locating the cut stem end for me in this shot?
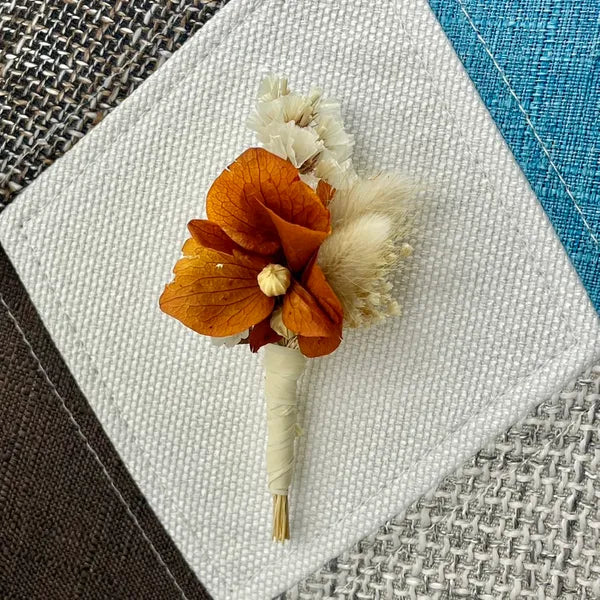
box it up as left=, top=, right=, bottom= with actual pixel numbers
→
left=272, top=494, right=290, bottom=542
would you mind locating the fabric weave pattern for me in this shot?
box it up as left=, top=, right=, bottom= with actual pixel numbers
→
left=284, top=364, right=600, bottom=599
left=2, top=0, right=598, bottom=597
left=427, top=0, right=600, bottom=313
left=0, top=247, right=212, bottom=600
left=0, top=0, right=226, bottom=208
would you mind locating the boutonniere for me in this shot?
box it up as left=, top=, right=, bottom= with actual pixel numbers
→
left=160, top=76, right=415, bottom=540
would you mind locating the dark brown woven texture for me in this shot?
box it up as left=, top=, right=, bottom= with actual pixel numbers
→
left=0, top=0, right=226, bottom=209
left=0, top=245, right=212, bottom=599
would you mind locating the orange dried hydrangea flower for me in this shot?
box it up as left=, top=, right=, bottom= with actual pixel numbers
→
left=159, top=147, right=343, bottom=358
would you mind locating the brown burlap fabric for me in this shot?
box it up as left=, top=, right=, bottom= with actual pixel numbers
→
left=0, top=247, right=212, bottom=599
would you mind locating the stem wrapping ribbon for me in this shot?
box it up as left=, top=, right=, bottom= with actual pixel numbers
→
left=264, top=343, right=307, bottom=540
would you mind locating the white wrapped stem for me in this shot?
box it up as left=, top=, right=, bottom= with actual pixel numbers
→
left=264, top=343, right=307, bottom=496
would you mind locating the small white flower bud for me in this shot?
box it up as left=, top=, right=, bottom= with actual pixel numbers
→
left=258, top=264, right=291, bottom=297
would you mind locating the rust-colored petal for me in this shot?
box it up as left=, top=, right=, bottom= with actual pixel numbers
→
left=188, top=219, right=242, bottom=254
left=205, top=149, right=279, bottom=255
left=181, top=236, right=204, bottom=256
left=206, top=148, right=330, bottom=266
left=247, top=316, right=281, bottom=353
left=296, top=260, right=343, bottom=357
left=303, top=259, right=344, bottom=325
left=282, top=260, right=343, bottom=357
left=297, top=334, right=342, bottom=358
left=282, top=280, right=336, bottom=338
left=262, top=206, right=329, bottom=272
left=159, top=247, right=274, bottom=337
left=316, top=180, right=335, bottom=206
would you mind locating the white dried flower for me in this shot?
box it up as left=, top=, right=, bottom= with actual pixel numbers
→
left=247, top=100, right=286, bottom=132
left=280, top=90, right=321, bottom=127
left=311, top=98, right=356, bottom=186
left=299, top=171, right=320, bottom=189
left=258, top=264, right=291, bottom=297
left=258, top=121, right=323, bottom=169
left=249, top=79, right=321, bottom=131
left=313, top=149, right=356, bottom=189
left=249, top=76, right=355, bottom=180
left=257, top=75, right=289, bottom=101
left=211, top=329, right=249, bottom=347
left=315, top=112, right=354, bottom=164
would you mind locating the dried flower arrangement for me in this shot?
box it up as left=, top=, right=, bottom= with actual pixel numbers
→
left=160, top=76, right=416, bottom=541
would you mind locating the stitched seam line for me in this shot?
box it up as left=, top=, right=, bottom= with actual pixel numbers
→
left=392, top=2, right=576, bottom=348
left=17, top=0, right=269, bottom=230
left=12, top=0, right=272, bottom=588
left=0, top=294, right=190, bottom=600
left=17, top=225, right=228, bottom=586
left=359, top=406, right=583, bottom=578
left=239, top=337, right=580, bottom=591
left=456, top=0, right=599, bottom=250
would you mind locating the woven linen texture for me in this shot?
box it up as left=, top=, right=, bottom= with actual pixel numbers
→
left=284, top=364, right=600, bottom=600
left=1, top=0, right=599, bottom=598
left=0, top=247, right=211, bottom=600
left=427, top=0, right=600, bottom=314
left=0, top=0, right=226, bottom=209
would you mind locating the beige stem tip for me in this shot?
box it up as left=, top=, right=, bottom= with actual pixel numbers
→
left=272, top=494, right=290, bottom=542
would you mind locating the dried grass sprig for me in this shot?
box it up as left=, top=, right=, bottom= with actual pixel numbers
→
left=319, top=173, right=416, bottom=327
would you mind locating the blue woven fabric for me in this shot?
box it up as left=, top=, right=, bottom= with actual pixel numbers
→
left=427, top=0, right=600, bottom=312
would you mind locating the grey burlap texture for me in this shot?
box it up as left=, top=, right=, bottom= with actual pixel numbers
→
left=283, top=365, right=600, bottom=599
left=0, top=0, right=226, bottom=208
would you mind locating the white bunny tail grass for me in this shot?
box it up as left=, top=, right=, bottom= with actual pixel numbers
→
left=328, top=171, right=416, bottom=229
left=318, top=213, right=408, bottom=327
left=318, top=173, right=416, bottom=327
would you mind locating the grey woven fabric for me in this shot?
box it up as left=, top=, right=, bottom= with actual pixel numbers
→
left=283, top=365, right=600, bottom=600
left=0, top=0, right=226, bottom=208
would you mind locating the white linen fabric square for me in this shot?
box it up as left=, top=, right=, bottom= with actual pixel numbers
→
left=1, top=0, right=599, bottom=597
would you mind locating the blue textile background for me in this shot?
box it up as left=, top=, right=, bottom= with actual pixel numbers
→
left=427, top=0, right=600, bottom=313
